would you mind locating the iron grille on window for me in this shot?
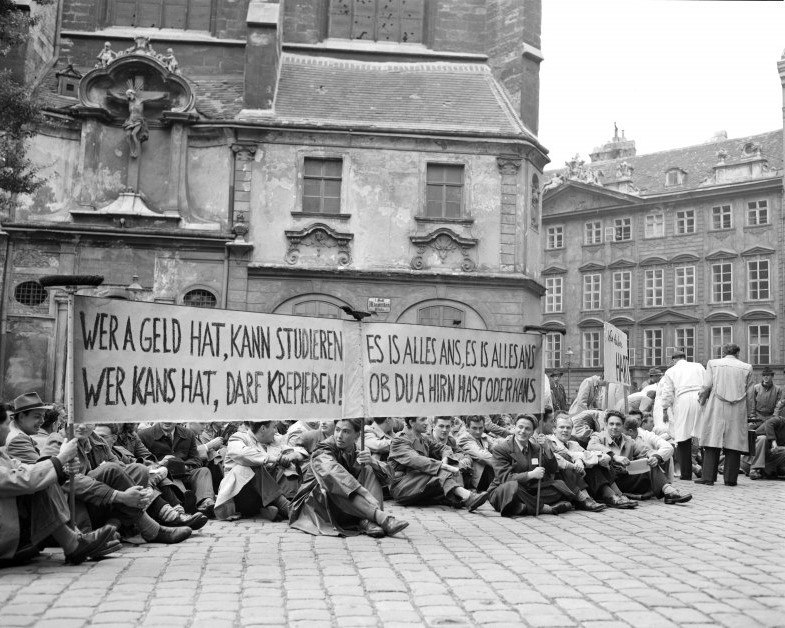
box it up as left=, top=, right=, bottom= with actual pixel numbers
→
left=14, top=281, right=48, bottom=307
left=183, top=289, right=217, bottom=308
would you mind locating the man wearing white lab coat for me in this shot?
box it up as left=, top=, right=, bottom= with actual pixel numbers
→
left=659, top=350, right=706, bottom=480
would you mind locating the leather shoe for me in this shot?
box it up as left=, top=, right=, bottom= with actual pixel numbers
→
left=197, top=498, right=215, bottom=519
left=693, top=478, right=714, bottom=485
left=359, top=520, right=385, bottom=538
left=551, top=501, right=574, bottom=514
left=664, top=491, right=692, bottom=504
left=724, top=481, right=737, bottom=487
left=749, top=469, right=763, bottom=480
left=89, top=539, right=122, bottom=560
left=178, top=512, right=208, bottom=530
left=64, top=525, right=117, bottom=565
left=464, top=491, right=489, bottom=513
left=605, top=495, right=637, bottom=509
left=151, top=526, right=192, bottom=544
left=380, top=515, right=409, bottom=537
left=578, top=498, right=606, bottom=512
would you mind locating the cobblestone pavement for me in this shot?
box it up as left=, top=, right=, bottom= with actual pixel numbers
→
left=2, top=477, right=784, bottom=628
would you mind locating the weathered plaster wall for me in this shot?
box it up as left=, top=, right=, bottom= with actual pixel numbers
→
left=187, top=145, right=232, bottom=228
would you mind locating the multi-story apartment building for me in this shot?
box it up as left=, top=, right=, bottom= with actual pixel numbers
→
left=542, top=123, right=784, bottom=395
left=0, top=0, right=548, bottom=400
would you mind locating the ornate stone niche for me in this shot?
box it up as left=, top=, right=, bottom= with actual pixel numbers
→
left=284, top=223, right=353, bottom=267
left=410, top=228, right=478, bottom=272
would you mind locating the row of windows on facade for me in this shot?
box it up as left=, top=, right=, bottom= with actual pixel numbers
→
left=13, top=282, right=466, bottom=328
left=109, top=0, right=426, bottom=43
left=545, top=200, right=770, bottom=249
left=545, top=325, right=773, bottom=370
left=303, top=158, right=468, bottom=218
left=544, top=259, right=770, bottom=313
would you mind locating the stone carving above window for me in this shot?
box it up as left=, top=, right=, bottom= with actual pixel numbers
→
left=410, top=228, right=478, bottom=272
left=284, top=223, right=353, bottom=267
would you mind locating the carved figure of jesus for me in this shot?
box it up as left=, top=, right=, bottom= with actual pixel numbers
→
left=108, top=86, right=168, bottom=158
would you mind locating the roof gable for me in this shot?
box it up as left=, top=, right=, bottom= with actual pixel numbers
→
left=608, top=258, right=636, bottom=269
left=578, top=262, right=605, bottom=272
left=741, top=246, right=776, bottom=257
left=543, top=179, right=640, bottom=208
left=639, top=309, right=700, bottom=325
left=705, top=249, right=738, bottom=261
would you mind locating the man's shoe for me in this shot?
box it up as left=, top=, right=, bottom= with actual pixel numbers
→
left=464, top=491, right=489, bottom=513
left=693, top=478, right=714, bottom=485
left=178, top=512, right=208, bottom=530
left=64, top=525, right=117, bottom=565
left=663, top=491, right=693, bottom=505
left=605, top=495, right=637, bottom=509
left=578, top=498, right=606, bottom=512
left=749, top=469, right=763, bottom=480
left=197, top=498, right=215, bottom=519
left=379, top=516, right=409, bottom=537
left=623, top=491, right=653, bottom=500
left=724, top=481, right=737, bottom=487
left=359, top=519, right=385, bottom=538
left=551, top=501, right=574, bottom=515
left=89, top=539, right=122, bottom=560
left=151, top=526, right=192, bottom=544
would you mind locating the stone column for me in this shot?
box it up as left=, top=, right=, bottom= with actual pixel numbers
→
left=497, top=157, right=522, bottom=272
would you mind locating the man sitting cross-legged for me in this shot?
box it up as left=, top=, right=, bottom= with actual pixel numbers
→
left=0, top=405, right=119, bottom=565
left=624, top=412, right=676, bottom=487
left=488, top=414, right=579, bottom=517
left=388, top=416, right=488, bottom=511
left=430, top=416, right=473, bottom=488
left=289, top=418, right=408, bottom=538
left=588, top=411, right=691, bottom=506
left=749, top=415, right=785, bottom=480
left=455, top=415, right=496, bottom=492
left=215, top=421, right=300, bottom=521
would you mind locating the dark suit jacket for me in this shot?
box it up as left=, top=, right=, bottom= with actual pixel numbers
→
left=138, top=424, right=202, bottom=471
left=389, top=428, right=447, bottom=477
left=489, top=436, right=559, bottom=493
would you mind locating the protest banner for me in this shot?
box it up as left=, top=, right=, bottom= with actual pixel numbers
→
left=603, top=321, right=631, bottom=386
left=72, top=296, right=542, bottom=423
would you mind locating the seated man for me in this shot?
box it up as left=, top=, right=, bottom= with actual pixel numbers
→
left=588, top=411, right=691, bottom=505
left=431, top=416, right=473, bottom=487
left=284, top=420, right=321, bottom=447
left=455, top=415, right=495, bottom=491
left=484, top=414, right=513, bottom=439
left=139, top=422, right=216, bottom=517
left=289, top=418, right=408, bottom=538
left=488, top=414, right=579, bottom=517
left=749, top=415, right=785, bottom=480
left=365, top=417, right=395, bottom=462
left=0, top=404, right=119, bottom=565
left=388, top=416, right=487, bottom=511
left=292, top=420, right=335, bottom=461
left=570, top=409, right=607, bottom=448
left=624, top=412, right=676, bottom=485
left=5, top=392, right=53, bottom=462
left=33, top=406, right=65, bottom=452
left=215, top=421, right=299, bottom=521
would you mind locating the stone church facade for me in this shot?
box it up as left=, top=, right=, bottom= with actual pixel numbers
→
left=0, top=0, right=548, bottom=401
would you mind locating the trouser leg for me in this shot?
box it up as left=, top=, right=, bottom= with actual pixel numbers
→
left=677, top=439, right=693, bottom=480
left=356, top=465, right=384, bottom=506
left=766, top=449, right=785, bottom=476
left=701, top=447, right=720, bottom=482
left=648, top=464, right=670, bottom=498
left=723, top=449, right=741, bottom=485
left=751, top=436, right=768, bottom=471
left=187, top=467, right=215, bottom=503
left=582, top=466, right=615, bottom=498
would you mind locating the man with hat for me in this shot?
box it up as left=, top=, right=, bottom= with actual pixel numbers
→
left=659, top=349, right=706, bottom=480
left=640, top=367, right=663, bottom=391
left=5, top=392, right=53, bottom=462
left=549, top=371, right=568, bottom=413
left=745, top=367, right=784, bottom=478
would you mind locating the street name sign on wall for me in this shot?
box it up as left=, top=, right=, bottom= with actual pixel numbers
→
left=603, top=321, right=631, bottom=386
left=72, top=297, right=542, bottom=423
left=367, top=297, right=391, bottom=313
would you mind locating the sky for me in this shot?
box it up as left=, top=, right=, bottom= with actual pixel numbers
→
left=539, top=0, right=785, bottom=168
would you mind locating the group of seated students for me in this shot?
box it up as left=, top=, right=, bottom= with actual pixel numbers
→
left=1, top=389, right=701, bottom=565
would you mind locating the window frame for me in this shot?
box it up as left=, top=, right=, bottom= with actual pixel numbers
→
left=108, top=0, right=214, bottom=31
left=611, top=270, right=631, bottom=309
left=746, top=200, right=769, bottom=226
left=582, top=273, right=602, bottom=311
left=582, top=331, right=601, bottom=368
left=584, top=220, right=602, bottom=245
left=665, top=169, right=685, bottom=187
left=327, top=0, right=426, bottom=44
left=644, top=328, right=664, bottom=367
left=674, top=327, right=695, bottom=362
left=181, top=287, right=218, bottom=309
left=613, top=217, right=632, bottom=242
left=644, top=213, right=664, bottom=238
left=644, top=268, right=664, bottom=308
left=710, top=325, right=733, bottom=359
left=674, top=265, right=695, bottom=305
left=545, top=332, right=562, bottom=369
left=417, top=304, right=465, bottom=328
left=711, top=204, right=732, bottom=230
left=711, top=262, right=733, bottom=303
left=545, top=277, right=563, bottom=314
left=546, top=225, right=564, bottom=250
left=675, top=209, right=695, bottom=235
left=424, top=162, right=465, bottom=219
left=748, top=324, right=771, bottom=365
left=302, top=156, right=344, bottom=215
left=747, top=259, right=770, bottom=301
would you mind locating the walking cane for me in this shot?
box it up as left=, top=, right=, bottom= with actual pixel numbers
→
left=535, top=476, right=542, bottom=517
left=39, top=274, right=104, bottom=525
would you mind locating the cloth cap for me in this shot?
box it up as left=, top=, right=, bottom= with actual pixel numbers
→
left=762, top=367, right=774, bottom=376
left=671, top=348, right=686, bottom=359
left=648, top=368, right=662, bottom=376
left=10, top=392, right=53, bottom=415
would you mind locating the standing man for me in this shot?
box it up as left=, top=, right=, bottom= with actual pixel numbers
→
left=659, top=349, right=706, bottom=480
left=569, top=374, right=605, bottom=414
left=696, top=344, right=753, bottom=486
left=640, top=368, right=663, bottom=391
left=550, top=371, right=568, bottom=413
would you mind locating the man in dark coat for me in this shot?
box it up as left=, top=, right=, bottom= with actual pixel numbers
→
left=289, top=418, right=408, bottom=538
left=549, top=371, right=568, bottom=413
left=388, top=416, right=488, bottom=511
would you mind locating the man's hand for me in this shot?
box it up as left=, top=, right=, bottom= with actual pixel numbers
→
left=57, top=439, right=79, bottom=464
left=458, top=457, right=472, bottom=471
left=529, top=466, right=546, bottom=480
left=279, top=451, right=297, bottom=468
left=535, top=434, right=547, bottom=445
left=771, top=446, right=785, bottom=454
left=572, top=461, right=586, bottom=476
left=647, top=456, right=659, bottom=467
left=117, top=486, right=149, bottom=509
left=599, top=454, right=611, bottom=468
left=613, top=455, right=630, bottom=467
left=441, top=462, right=460, bottom=474
left=207, top=436, right=223, bottom=451
left=66, top=460, right=81, bottom=476
left=357, top=449, right=372, bottom=465
left=151, top=466, right=168, bottom=481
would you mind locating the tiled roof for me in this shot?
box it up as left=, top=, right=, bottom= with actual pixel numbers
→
left=240, top=53, right=535, bottom=139
left=545, top=130, right=783, bottom=196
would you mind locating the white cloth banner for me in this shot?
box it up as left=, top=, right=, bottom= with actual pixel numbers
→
left=603, top=321, right=631, bottom=386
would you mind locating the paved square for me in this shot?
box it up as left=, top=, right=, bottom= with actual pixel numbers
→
left=2, top=477, right=784, bottom=627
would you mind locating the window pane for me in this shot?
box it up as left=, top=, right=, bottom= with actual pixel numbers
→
left=444, top=202, right=461, bottom=218
left=322, top=197, right=341, bottom=214
left=304, top=159, right=323, bottom=176
left=425, top=200, right=443, bottom=217
left=302, top=196, right=321, bottom=212
left=324, top=160, right=343, bottom=177
left=323, top=180, right=341, bottom=198
left=445, top=186, right=462, bottom=203
left=303, top=179, right=322, bottom=197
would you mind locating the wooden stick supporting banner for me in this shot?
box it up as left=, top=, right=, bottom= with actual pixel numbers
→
left=535, top=477, right=542, bottom=517
left=65, top=287, right=76, bottom=525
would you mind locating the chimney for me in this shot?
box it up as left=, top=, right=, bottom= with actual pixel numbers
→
left=244, top=0, right=282, bottom=110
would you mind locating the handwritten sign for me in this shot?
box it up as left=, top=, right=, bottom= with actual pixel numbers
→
left=71, top=297, right=542, bottom=423
left=603, top=321, right=631, bottom=386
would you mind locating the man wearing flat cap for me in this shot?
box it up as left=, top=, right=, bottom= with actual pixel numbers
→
left=745, top=367, right=784, bottom=479
left=549, top=371, right=568, bottom=414
left=5, top=392, right=54, bottom=462
left=659, top=350, right=706, bottom=480
left=640, top=367, right=663, bottom=391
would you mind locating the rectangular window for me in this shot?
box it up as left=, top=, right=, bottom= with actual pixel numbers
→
left=582, top=331, right=601, bottom=368
left=425, top=163, right=464, bottom=218
left=614, top=217, right=631, bottom=241
left=303, top=157, right=342, bottom=214
left=582, top=274, right=601, bottom=310
left=748, top=325, right=771, bottom=365
left=644, top=329, right=663, bottom=366
left=545, top=332, right=562, bottom=369
left=645, top=213, right=664, bottom=238
left=612, top=271, right=631, bottom=309
left=747, top=200, right=769, bottom=226
left=747, top=259, right=770, bottom=301
left=674, top=327, right=695, bottom=362
left=584, top=220, right=602, bottom=245
left=674, top=266, right=695, bottom=305
left=711, top=262, right=733, bottom=303
left=710, top=326, right=732, bottom=359
left=712, top=204, right=732, bottom=230
left=644, top=269, right=664, bottom=307
left=546, top=226, right=564, bottom=250
left=110, top=0, right=212, bottom=30
left=675, top=209, right=695, bottom=234
left=545, top=277, right=563, bottom=313
left=328, top=0, right=425, bottom=43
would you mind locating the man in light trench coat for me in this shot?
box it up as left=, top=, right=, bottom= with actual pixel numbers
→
left=695, top=344, right=753, bottom=486
left=659, top=349, right=706, bottom=480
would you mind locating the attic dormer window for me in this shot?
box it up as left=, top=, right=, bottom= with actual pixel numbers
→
left=665, top=168, right=685, bottom=187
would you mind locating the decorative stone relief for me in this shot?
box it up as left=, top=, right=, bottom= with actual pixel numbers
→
left=13, top=248, right=59, bottom=268
left=531, top=174, right=540, bottom=228
left=410, top=228, right=478, bottom=272
left=496, top=157, right=521, bottom=175
left=284, top=223, right=353, bottom=267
